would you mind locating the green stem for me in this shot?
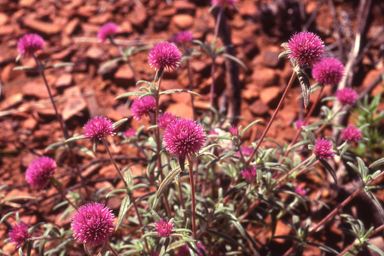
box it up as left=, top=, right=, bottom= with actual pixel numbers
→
left=188, top=156, right=197, bottom=239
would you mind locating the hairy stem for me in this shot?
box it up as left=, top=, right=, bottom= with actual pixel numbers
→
left=188, top=157, right=197, bottom=239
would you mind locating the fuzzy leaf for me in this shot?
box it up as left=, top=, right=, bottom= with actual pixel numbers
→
left=365, top=189, right=384, bottom=222
left=98, top=57, right=125, bottom=73
left=115, top=91, right=146, bottom=100
left=223, top=182, right=247, bottom=198
left=370, top=157, right=384, bottom=168
left=156, top=167, right=182, bottom=198
left=159, top=89, right=199, bottom=96
left=222, top=53, right=247, bottom=70
left=116, top=195, right=130, bottom=230
left=319, top=159, right=337, bottom=184
left=297, top=70, right=311, bottom=108
left=278, top=50, right=292, bottom=59
left=240, top=120, right=261, bottom=137
left=65, top=135, right=86, bottom=143
left=47, top=62, right=74, bottom=69
left=13, top=66, right=37, bottom=71
left=113, top=118, right=128, bottom=129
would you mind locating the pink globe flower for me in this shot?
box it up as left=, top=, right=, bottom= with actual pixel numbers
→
left=83, top=116, right=115, bottom=139
left=177, top=242, right=206, bottom=256
left=17, top=33, right=45, bottom=57
left=72, top=203, right=115, bottom=245
left=26, top=156, right=56, bottom=189
left=241, top=166, right=257, bottom=182
left=124, top=127, right=136, bottom=138
left=313, top=138, right=334, bottom=160
left=341, top=125, right=362, bottom=142
left=295, top=187, right=307, bottom=196
left=287, top=32, right=324, bottom=66
left=163, top=118, right=206, bottom=158
left=9, top=222, right=31, bottom=249
left=335, top=88, right=358, bottom=106
left=234, top=146, right=253, bottom=158
left=158, top=112, right=177, bottom=129
left=172, top=31, right=194, bottom=44
left=294, top=119, right=308, bottom=130
left=148, top=42, right=182, bottom=71
left=98, top=22, right=119, bottom=43
left=155, top=219, right=173, bottom=238
left=312, top=58, right=344, bottom=86
left=211, top=0, right=236, bottom=6
left=229, top=125, right=239, bottom=136
left=131, top=96, right=156, bottom=120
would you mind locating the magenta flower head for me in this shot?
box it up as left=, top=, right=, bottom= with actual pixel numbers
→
left=313, top=138, right=334, bottom=160
left=124, top=127, right=136, bottom=138
left=234, top=146, right=253, bottom=158
left=211, top=0, right=236, bottom=6
left=148, top=42, right=182, bottom=71
left=9, top=222, right=31, bottom=249
left=155, top=219, right=174, bottom=238
left=229, top=125, right=239, bottom=137
left=98, top=22, right=119, bottom=43
left=241, top=166, right=257, bottom=182
left=172, top=31, right=193, bottom=44
left=26, top=156, right=56, bottom=189
left=294, top=119, right=308, bottom=130
left=177, top=242, right=206, bottom=256
left=158, top=112, right=177, bottom=129
left=163, top=118, right=206, bottom=158
left=287, top=32, right=324, bottom=66
left=131, top=96, right=156, bottom=120
left=83, top=116, right=115, bottom=139
left=312, top=58, right=344, bottom=86
left=17, top=33, right=45, bottom=57
left=342, top=125, right=362, bottom=142
left=335, top=88, right=358, bottom=106
left=295, top=187, right=307, bottom=196
left=72, top=203, right=115, bottom=245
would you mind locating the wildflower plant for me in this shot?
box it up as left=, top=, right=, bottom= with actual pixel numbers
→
left=6, top=3, right=384, bottom=256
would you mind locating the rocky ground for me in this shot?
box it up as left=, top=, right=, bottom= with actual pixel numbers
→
left=1, top=0, right=384, bottom=255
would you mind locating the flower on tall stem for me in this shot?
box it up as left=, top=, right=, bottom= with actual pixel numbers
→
left=98, top=22, right=119, bottom=43
left=294, top=119, right=308, bottom=130
left=9, top=222, right=31, bottom=249
left=83, top=116, right=115, bottom=139
left=163, top=118, right=206, bottom=159
left=312, top=57, right=344, bottom=86
left=17, top=33, right=45, bottom=57
left=72, top=203, right=115, bottom=245
left=26, top=156, right=56, bottom=189
left=155, top=219, right=174, bottom=238
left=341, top=125, right=362, bottom=142
left=313, top=138, right=334, bottom=160
left=131, top=96, right=156, bottom=120
left=241, top=166, right=257, bottom=182
left=148, top=42, right=182, bottom=71
left=335, top=88, right=358, bottom=106
left=295, top=186, right=307, bottom=196
left=286, top=32, right=324, bottom=67
left=157, top=112, right=177, bottom=129
left=172, top=31, right=193, bottom=44
left=229, top=125, right=239, bottom=137
left=124, top=127, right=136, bottom=138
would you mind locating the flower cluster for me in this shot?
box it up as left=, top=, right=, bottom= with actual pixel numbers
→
left=124, top=127, right=136, bottom=138
left=241, top=166, right=257, bottom=182
left=172, top=31, right=193, bottom=44
left=229, top=125, right=239, bottom=136
left=17, top=33, right=45, bottom=57
left=287, top=32, right=324, bottom=66
left=312, top=57, right=344, bottom=86
left=157, top=112, right=177, bottom=129
left=294, top=119, right=308, bottom=130
left=148, top=42, right=182, bottom=71
left=295, top=187, right=307, bottom=196
left=72, top=203, right=115, bottom=245
left=335, top=88, right=358, bottom=106
left=313, top=138, right=334, bottom=160
left=341, top=125, right=362, bottom=142
left=83, top=116, right=115, bottom=139
left=155, top=219, right=173, bottom=237
left=177, top=242, right=206, bottom=256
left=163, top=118, right=206, bottom=158
left=98, top=22, right=119, bottom=43
left=26, top=156, right=56, bottom=189
left=131, top=96, right=156, bottom=120
left=9, top=222, right=31, bottom=249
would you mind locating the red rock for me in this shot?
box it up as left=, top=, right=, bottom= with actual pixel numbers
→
left=24, top=117, right=37, bottom=130
left=116, top=104, right=131, bottom=118
left=106, top=109, right=124, bottom=121
left=128, top=5, right=147, bottom=28
left=165, top=102, right=193, bottom=119
left=252, top=68, right=279, bottom=87
left=0, top=24, right=15, bottom=35
left=51, top=46, right=76, bottom=60
left=249, top=100, right=269, bottom=116
left=190, top=60, right=211, bottom=75
left=158, top=7, right=177, bottom=17
left=114, top=64, right=135, bottom=87
left=81, top=22, right=100, bottom=33
left=243, top=85, right=259, bottom=101
left=160, top=79, right=180, bottom=91
left=172, top=14, right=194, bottom=30
left=62, top=86, right=87, bottom=121
left=37, top=107, right=56, bottom=118
left=0, top=93, right=23, bottom=111
left=0, top=12, right=8, bottom=26
left=86, top=46, right=105, bottom=60
left=54, top=73, right=73, bottom=88
left=77, top=5, right=98, bottom=18
left=23, top=81, right=56, bottom=99
left=260, top=86, right=281, bottom=107
left=64, top=18, right=80, bottom=35
left=174, top=1, right=196, bottom=15
left=120, top=20, right=133, bottom=34
left=261, top=49, right=281, bottom=68
left=1, top=62, right=17, bottom=82
left=23, top=15, right=67, bottom=35
left=88, top=12, right=113, bottom=24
